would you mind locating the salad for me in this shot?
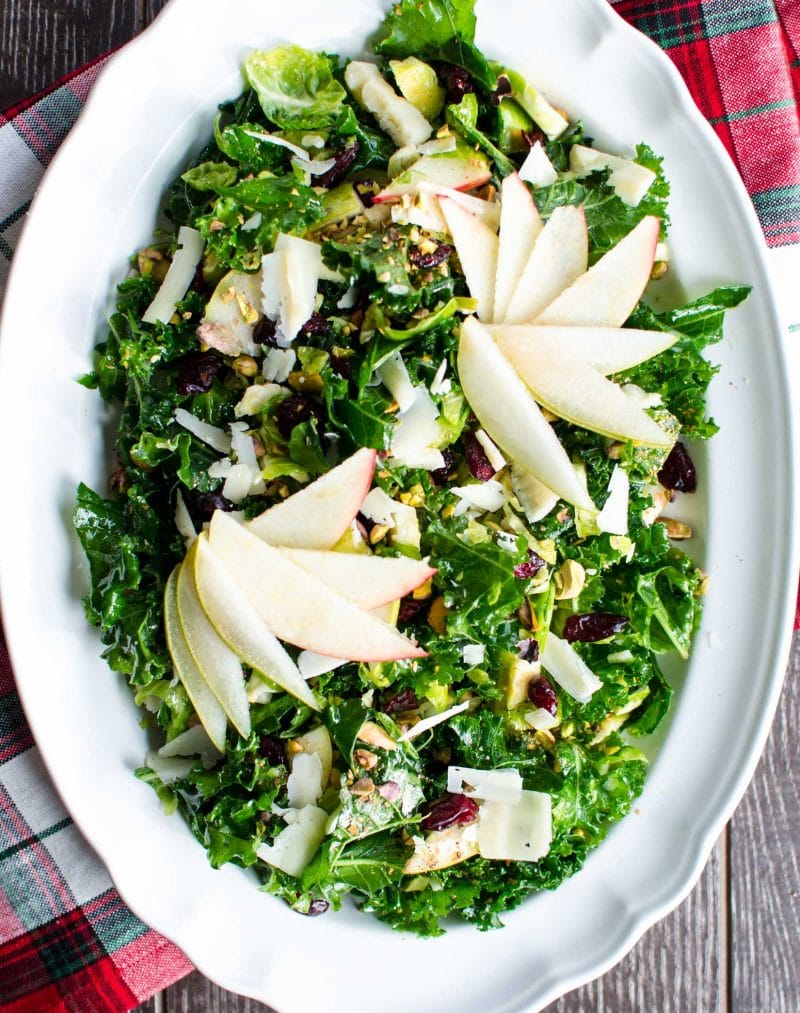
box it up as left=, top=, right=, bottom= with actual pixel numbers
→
left=75, top=0, right=749, bottom=936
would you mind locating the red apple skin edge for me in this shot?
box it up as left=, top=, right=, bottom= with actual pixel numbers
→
left=373, top=171, right=492, bottom=204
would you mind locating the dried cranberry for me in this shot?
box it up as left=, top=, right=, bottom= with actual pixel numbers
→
left=409, top=242, right=453, bottom=270
left=306, top=899, right=329, bottom=917
left=562, top=612, right=628, bottom=643
left=355, top=511, right=375, bottom=538
left=275, top=395, right=325, bottom=440
left=300, top=312, right=331, bottom=337
left=354, top=178, right=379, bottom=208
left=382, top=688, right=419, bottom=714
left=522, top=128, right=547, bottom=149
left=514, top=552, right=546, bottom=580
left=259, top=735, right=286, bottom=767
left=464, top=432, right=496, bottom=481
left=397, top=597, right=430, bottom=625
left=316, top=140, right=360, bottom=189
left=430, top=446, right=458, bottom=485
left=517, top=638, right=540, bottom=663
left=329, top=351, right=352, bottom=378
left=252, top=317, right=278, bottom=346
left=190, top=262, right=207, bottom=294
left=175, top=351, right=224, bottom=395
left=435, top=63, right=475, bottom=103
left=420, top=793, right=479, bottom=832
left=658, top=442, right=697, bottom=493
left=528, top=677, right=557, bottom=715
left=193, top=491, right=235, bottom=522
left=490, top=75, right=513, bottom=106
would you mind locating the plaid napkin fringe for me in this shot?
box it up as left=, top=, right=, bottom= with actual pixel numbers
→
left=1, top=2, right=799, bottom=1010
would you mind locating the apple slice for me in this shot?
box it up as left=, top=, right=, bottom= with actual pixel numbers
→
left=208, top=512, right=427, bottom=662
left=488, top=324, right=679, bottom=375
left=277, top=549, right=435, bottom=609
left=535, top=216, right=660, bottom=327
left=246, top=447, right=376, bottom=548
left=375, top=147, right=491, bottom=202
left=504, top=205, right=588, bottom=324
left=493, top=174, right=543, bottom=322
left=193, top=535, right=319, bottom=709
left=176, top=544, right=251, bottom=737
left=440, top=197, right=499, bottom=321
left=506, top=345, right=674, bottom=446
left=163, top=568, right=228, bottom=752
left=457, top=317, right=594, bottom=510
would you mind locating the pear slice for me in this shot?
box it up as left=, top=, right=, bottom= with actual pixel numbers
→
left=536, top=216, right=660, bottom=327
left=193, top=535, right=319, bottom=710
left=163, top=568, right=228, bottom=752
left=277, top=549, right=436, bottom=609
left=439, top=196, right=499, bottom=321
left=504, top=204, right=588, bottom=323
left=176, top=544, right=250, bottom=738
left=246, top=447, right=376, bottom=548
left=507, top=346, right=673, bottom=446
left=493, top=174, right=543, bottom=322
left=488, top=323, right=679, bottom=375
left=208, top=512, right=427, bottom=662
left=457, top=317, right=593, bottom=510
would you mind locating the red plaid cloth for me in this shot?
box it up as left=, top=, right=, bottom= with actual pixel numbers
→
left=0, top=3, right=798, bottom=1010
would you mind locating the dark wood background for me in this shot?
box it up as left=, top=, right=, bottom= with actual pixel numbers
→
left=2, top=3, right=798, bottom=1010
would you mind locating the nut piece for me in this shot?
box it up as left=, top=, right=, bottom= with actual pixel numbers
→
left=659, top=517, right=693, bottom=540
left=354, top=748, right=379, bottom=770
left=554, top=559, right=586, bottom=600
left=357, top=721, right=398, bottom=752
left=232, top=355, right=258, bottom=377
left=351, top=777, right=376, bottom=798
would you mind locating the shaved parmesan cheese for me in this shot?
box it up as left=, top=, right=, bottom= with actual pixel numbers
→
left=144, top=752, right=193, bottom=783
left=655, top=241, right=670, bottom=263
left=241, top=212, right=262, bottom=232
left=596, top=465, right=629, bottom=536
left=524, top=708, right=559, bottom=731
left=398, top=700, right=470, bottom=742
left=511, top=466, right=559, bottom=524
left=542, top=632, right=602, bottom=703
left=174, top=490, right=196, bottom=547
left=378, top=352, right=416, bottom=412
left=158, top=724, right=221, bottom=766
left=257, top=805, right=328, bottom=877
left=451, top=480, right=506, bottom=516
left=474, top=430, right=507, bottom=472
left=569, top=144, right=656, bottom=206
left=261, top=234, right=322, bottom=346
left=298, top=651, right=348, bottom=679
left=287, top=751, right=324, bottom=808
left=337, top=286, right=359, bottom=310
left=345, top=61, right=432, bottom=148
left=430, top=359, right=451, bottom=396
left=359, top=489, right=421, bottom=549
left=359, top=488, right=397, bottom=526
left=230, top=421, right=266, bottom=496
left=447, top=765, right=522, bottom=803
left=174, top=408, right=231, bottom=453
left=291, top=154, right=338, bottom=177
left=142, top=226, right=204, bottom=324
left=262, top=348, right=296, bottom=382
left=235, top=382, right=285, bottom=417
left=478, top=790, right=552, bottom=862
left=519, top=141, right=558, bottom=187
left=237, top=127, right=308, bottom=160
left=461, top=644, right=485, bottom=667
left=222, top=463, right=255, bottom=505
left=247, top=673, right=273, bottom=704
left=391, top=388, right=446, bottom=471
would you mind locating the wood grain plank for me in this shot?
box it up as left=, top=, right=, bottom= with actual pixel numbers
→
left=729, top=631, right=800, bottom=1013
left=0, top=0, right=141, bottom=108
left=163, top=971, right=275, bottom=1013
left=545, top=838, right=725, bottom=1012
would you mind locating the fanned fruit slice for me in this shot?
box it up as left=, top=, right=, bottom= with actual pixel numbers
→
left=493, top=173, right=543, bottom=322
left=488, top=323, right=678, bottom=375
left=164, top=568, right=228, bottom=752
left=208, top=512, right=427, bottom=662
left=504, top=204, right=588, bottom=323
left=176, top=542, right=251, bottom=737
left=457, top=316, right=593, bottom=510
left=439, top=196, right=499, bottom=321
left=193, top=535, right=319, bottom=710
left=535, top=215, right=660, bottom=326
left=246, top=447, right=376, bottom=548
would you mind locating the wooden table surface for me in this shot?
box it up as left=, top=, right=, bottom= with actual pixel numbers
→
left=1, top=3, right=798, bottom=1010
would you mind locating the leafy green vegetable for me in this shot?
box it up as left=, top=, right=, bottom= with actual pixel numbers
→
left=245, top=46, right=347, bottom=129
